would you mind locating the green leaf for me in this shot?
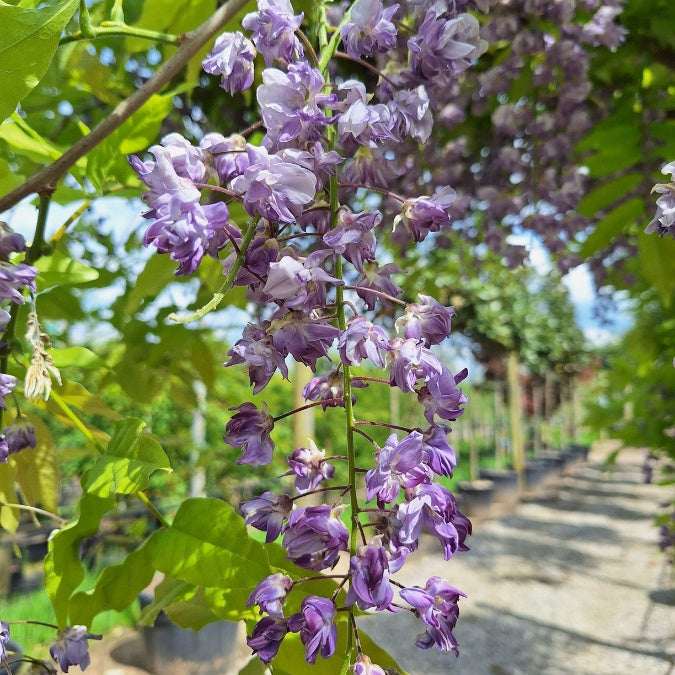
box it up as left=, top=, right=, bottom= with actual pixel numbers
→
left=577, top=173, right=643, bottom=218
left=638, top=233, right=675, bottom=308
left=0, top=157, right=24, bottom=193
left=138, top=575, right=195, bottom=626
left=0, top=0, right=79, bottom=122
left=69, top=538, right=156, bottom=627
left=123, top=253, right=177, bottom=315
left=82, top=417, right=171, bottom=497
left=164, top=585, right=222, bottom=630
left=44, top=492, right=117, bottom=627
left=0, top=462, right=20, bottom=534
left=50, top=346, right=108, bottom=370
left=87, top=93, right=173, bottom=192
left=35, top=250, right=99, bottom=290
left=41, top=378, right=120, bottom=421
left=579, top=198, right=644, bottom=257
left=149, top=499, right=272, bottom=610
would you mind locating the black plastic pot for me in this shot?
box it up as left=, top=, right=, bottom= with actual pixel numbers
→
left=457, top=480, right=495, bottom=520
left=478, top=468, right=519, bottom=513
left=568, top=444, right=590, bottom=462
left=525, top=460, right=550, bottom=491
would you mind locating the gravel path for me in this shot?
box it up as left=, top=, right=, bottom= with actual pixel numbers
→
left=89, top=444, right=674, bottom=675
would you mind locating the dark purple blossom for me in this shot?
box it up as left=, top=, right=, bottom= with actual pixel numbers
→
left=283, top=440, right=334, bottom=493
left=387, top=338, right=443, bottom=393
left=269, top=310, right=340, bottom=370
left=282, top=505, right=348, bottom=570
left=338, top=316, right=389, bottom=368
left=3, top=419, right=37, bottom=456
left=247, top=616, right=288, bottom=663
left=323, top=207, right=379, bottom=272
left=242, top=0, right=304, bottom=66
left=263, top=250, right=341, bottom=312
left=408, top=10, right=487, bottom=79
left=400, top=576, right=466, bottom=654
left=202, top=31, right=257, bottom=94
left=422, top=425, right=456, bottom=477
left=231, top=145, right=316, bottom=222
left=287, top=596, right=337, bottom=664
left=355, top=261, right=403, bottom=310
left=49, top=625, right=101, bottom=673
left=0, top=263, right=38, bottom=304
left=394, top=186, right=456, bottom=243
left=257, top=61, right=336, bottom=147
left=240, top=491, right=293, bottom=543
left=0, top=374, right=17, bottom=411
left=340, top=0, right=399, bottom=59
left=345, top=537, right=396, bottom=611
left=396, top=295, right=455, bottom=346
left=247, top=573, right=293, bottom=617
left=365, top=432, right=428, bottom=504
left=225, top=322, right=289, bottom=394
left=303, top=370, right=348, bottom=409
left=418, top=366, right=468, bottom=424
left=224, top=402, right=275, bottom=465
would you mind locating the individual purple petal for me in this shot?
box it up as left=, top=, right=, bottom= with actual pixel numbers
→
left=323, top=207, right=379, bottom=272
left=394, top=186, right=456, bottom=243
left=345, top=537, right=397, bottom=611
left=282, top=439, right=335, bottom=494
left=0, top=263, right=38, bottom=304
left=396, top=295, right=455, bottom=346
left=338, top=316, right=389, bottom=369
left=247, top=616, right=288, bottom=663
left=240, top=491, right=293, bottom=543
left=199, top=132, right=249, bottom=184
left=224, top=402, right=276, bottom=465
left=287, top=596, right=337, bottom=664
left=202, top=31, right=257, bottom=94
left=49, top=625, right=101, bottom=673
left=422, top=425, right=456, bottom=477
left=247, top=573, right=293, bottom=617
left=418, top=366, right=468, bottom=424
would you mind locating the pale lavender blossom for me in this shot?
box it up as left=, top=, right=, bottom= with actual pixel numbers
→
left=49, top=625, right=101, bottom=673
left=418, top=366, right=468, bottom=424
left=340, top=0, right=399, bottom=59
left=400, top=576, right=466, bottom=654
left=338, top=316, right=389, bottom=368
left=0, top=374, right=17, bottom=410
left=159, top=133, right=207, bottom=182
left=199, top=132, right=249, bottom=184
left=337, top=81, right=396, bottom=148
left=0, top=228, right=26, bottom=260
left=287, top=596, right=337, bottom=664
left=282, top=505, right=348, bottom=570
left=270, top=310, right=340, bottom=370
left=355, top=261, right=403, bottom=310
left=354, top=653, right=387, bottom=675
left=257, top=61, right=336, bottom=147
left=396, top=295, right=455, bottom=346
left=389, top=85, right=433, bottom=143
left=387, top=338, right=443, bottom=393
left=283, top=440, right=334, bottom=493
left=0, top=263, right=38, bottom=304
left=240, top=491, right=293, bottom=543
left=646, top=161, right=675, bottom=238
left=224, top=402, right=276, bottom=465
left=263, top=250, right=341, bottom=312
left=394, top=186, right=456, bottom=242
left=365, top=431, right=429, bottom=504
left=202, top=31, right=257, bottom=94
left=231, top=145, right=316, bottom=222
left=303, top=370, right=349, bottom=409
left=345, top=537, right=396, bottom=611
left=0, top=621, right=8, bottom=661
left=0, top=437, right=8, bottom=463
left=242, top=0, right=304, bottom=66
left=323, top=207, right=379, bottom=271
left=3, top=419, right=37, bottom=456
left=581, top=6, right=627, bottom=50
left=225, top=321, right=289, bottom=394
left=247, top=573, right=293, bottom=617
left=408, top=10, right=487, bottom=79
left=247, top=616, right=288, bottom=663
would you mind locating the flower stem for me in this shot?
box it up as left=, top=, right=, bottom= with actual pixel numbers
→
left=343, top=286, right=407, bottom=306
left=0, top=501, right=65, bottom=523
left=334, top=51, right=397, bottom=87
left=354, top=420, right=414, bottom=433
left=60, top=23, right=180, bottom=46
left=289, top=485, right=350, bottom=502
left=169, top=218, right=257, bottom=323
left=273, top=398, right=342, bottom=422
left=338, top=182, right=406, bottom=202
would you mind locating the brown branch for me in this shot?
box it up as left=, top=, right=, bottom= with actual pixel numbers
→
left=0, top=0, right=251, bottom=214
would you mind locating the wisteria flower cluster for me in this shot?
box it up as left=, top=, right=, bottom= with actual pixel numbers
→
left=646, top=161, right=675, bottom=239
left=130, top=0, right=486, bottom=669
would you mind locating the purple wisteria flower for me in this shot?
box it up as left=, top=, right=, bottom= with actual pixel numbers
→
left=0, top=620, right=8, bottom=661
left=231, top=145, right=317, bottom=222
left=400, top=576, right=466, bottom=654
left=396, top=483, right=471, bottom=559
left=340, top=0, right=399, bottom=59
left=3, top=419, right=37, bottom=456
left=221, top=237, right=278, bottom=293
left=269, top=310, right=340, bottom=370
left=49, top=625, right=101, bottom=673
left=199, top=132, right=249, bottom=184
left=0, top=263, right=38, bottom=304
left=581, top=6, right=627, bottom=50
left=338, top=316, right=389, bottom=368
left=646, top=161, right=675, bottom=238
left=247, top=573, right=293, bottom=617
left=389, top=85, right=433, bottom=144
left=225, top=322, right=289, bottom=394
left=283, top=440, right=335, bottom=493
left=418, top=366, right=468, bottom=424
left=282, top=505, right=348, bottom=570
left=247, top=616, right=288, bottom=663
left=263, top=250, right=341, bottom=312
left=0, top=437, right=9, bottom=464
left=408, top=10, right=487, bottom=79
left=240, top=491, right=293, bottom=543
left=0, top=227, right=26, bottom=260
left=365, top=431, right=429, bottom=504
left=242, top=0, right=304, bottom=66
left=354, top=653, right=387, bottom=675
left=422, top=425, right=457, bottom=477
left=323, top=207, right=379, bottom=272
left=0, top=374, right=17, bottom=411
left=355, top=261, right=403, bottom=310
left=396, top=295, right=455, bottom=346
left=337, top=81, right=396, bottom=148
left=387, top=338, right=443, bottom=393
left=257, top=61, right=336, bottom=147
left=202, top=31, right=257, bottom=94
left=287, top=596, right=337, bottom=664
left=345, top=537, right=396, bottom=611
left=303, top=370, right=349, bottom=409
left=224, top=402, right=275, bottom=465
left=394, top=186, right=456, bottom=243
